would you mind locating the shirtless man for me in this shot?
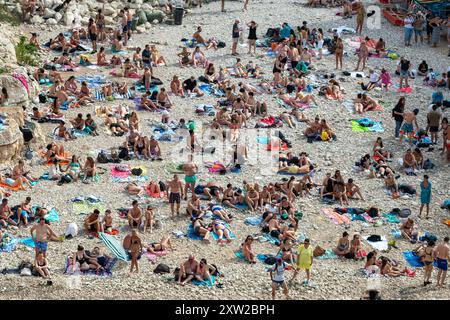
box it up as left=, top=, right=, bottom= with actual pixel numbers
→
left=167, top=174, right=184, bottom=217
left=127, top=200, right=142, bottom=229
left=178, top=255, right=199, bottom=286
left=30, top=218, right=56, bottom=258
left=434, top=237, right=449, bottom=288
left=102, top=209, right=114, bottom=234
left=183, top=155, right=198, bottom=200
left=148, top=136, right=162, bottom=160
left=403, top=148, right=418, bottom=172
left=288, top=43, right=301, bottom=71
left=400, top=109, right=419, bottom=144
left=17, top=196, right=32, bottom=225
left=345, top=178, right=365, bottom=200
left=193, top=26, right=206, bottom=44
left=187, top=194, right=204, bottom=219
left=70, top=113, right=85, bottom=131
left=84, top=209, right=101, bottom=234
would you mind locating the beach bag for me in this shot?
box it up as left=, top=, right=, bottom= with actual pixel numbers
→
left=391, top=208, right=401, bottom=215
left=398, top=184, right=416, bottom=195
left=217, top=41, right=226, bottom=48
left=423, top=159, right=434, bottom=170
left=115, top=164, right=129, bottom=172
left=97, top=151, right=109, bottom=164
left=39, top=93, right=48, bottom=103
left=153, top=263, right=170, bottom=274
left=368, top=207, right=379, bottom=218
left=367, top=235, right=382, bottom=242
left=313, top=245, right=325, bottom=257
left=321, top=131, right=329, bottom=141
left=131, top=168, right=143, bottom=176
left=118, top=147, right=130, bottom=160
left=345, top=252, right=355, bottom=259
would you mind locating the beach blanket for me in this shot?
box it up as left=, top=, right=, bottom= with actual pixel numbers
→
left=64, top=255, right=117, bottom=276
left=244, top=216, right=263, bottom=226
left=187, top=224, right=204, bottom=241
left=276, top=98, right=311, bottom=110
left=383, top=213, right=401, bottom=224
left=198, top=84, right=225, bottom=97
left=235, top=250, right=252, bottom=262
left=363, top=235, right=388, bottom=251
left=75, top=75, right=107, bottom=88
left=351, top=119, right=385, bottom=132
left=260, top=233, right=281, bottom=246
left=257, top=253, right=275, bottom=264
left=192, top=275, right=216, bottom=286
left=99, top=232, right=129, bottom=262
left=321, top=208, right=352, bottom=225
left=194, top=104, right=216, bottom=116
left=113, top=176, right=148, bottom=183
left=277, top=171, right=309, bottom=176
left=143, top=250, right=167, bottom=264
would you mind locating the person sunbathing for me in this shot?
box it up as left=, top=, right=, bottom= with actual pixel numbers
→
left=0, top=198, right=18, bottom=227
left=105, top=114, right=128, bottom=135
left=56, top=121, right=75, bottom=141
left=402, top=148, right=418, bottom=173
left=170, top=75, right=185, bottom=97
left=72, top=245, right=103, bottom=272
left=245, top=186, right=260, bottom=212
left=110, top=55, right=122, bottom=67
left=380, top=257, right=411, bottom=277
left=177, top=47, right=191, bottom=67
left=375, top=160, right=395, bottom=178
left=55, top=52, right=76, bottom=67
left=156, top=88, right=172, bottom=108
left=82, top=157, right=96, bottom=182
left=192, top=218, right=211, bottom=244
left=212, top=219, right=232, bottom=245
left=142, top=205, right=155, bottom=233
left=209, top=204, right=232, bottom=223
left=123, top=58, right=137, bottom=78
left=204, top=63, right=216, bottom=83
left=333, top=232, right=350, bottom=257
left=190, top=46, right=207, bottom=68
left=277, top=238, right=295, bottom=265
left=147, top=234, right=174, bottom=253
left=150, top=45, right=167, bottom=66
left=373, top=137, right=391, bottom=162
left=400, top=218, right=417, bottom=242
left=361, top=93, right=378, bottom=112
left=353, top=93, right=364, bottom=114
left=84, top=209, right=101, bottom=234
left=97, top=47, right=108, bottom=66
left=133, top=47, right=143, bottom=69
left=195, top=258, right=216, bottom=284
left=267, top=215, right=282, bottom=240
left=34, top=251, right=50, bottom=279
left=101, top=210, right=114, bottom=234
left=241, top=235, right=256, bottom=263
left=178, top=255, right=199, bottom=285
left=345, top=178, right=365, bottom=200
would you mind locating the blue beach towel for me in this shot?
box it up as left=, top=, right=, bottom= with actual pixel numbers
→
left=211, top=222, right=235, bottom=240
left=261, top=233, right=281, bottom=246
left=192, top=275, right=215, bottom=286
left=19, top=237, right=35, bottom=248
left=403, top=251, right=438, bottom=268
left=244, top=216, right=263, bottom=226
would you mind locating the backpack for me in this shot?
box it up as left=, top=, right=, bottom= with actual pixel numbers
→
left=118, top=147, right=129, bottom=159
left=131, top=168, right=143, bottom=176
left=97, top=151, right=109, bottom=164
left=153, top=263, right=170, bottom=274
left=217, top=41, right=226, bottom=48
left=367, top=235, right=382, bottom=242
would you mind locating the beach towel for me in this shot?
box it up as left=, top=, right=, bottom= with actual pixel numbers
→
left=277, top=171, right=309, bottom=176
left=383, top=213, right=401, bottom=223
left=187, top=224, right=205, bottom=241
left=113, top=176, right=148, bottom=183
left=72, top=201, right=105, bottom=215
left=0, top=234, right=19, bottom=252
left=143, top=250, right=167, bottom=264
left=403, top=251, right=438, bottom=268
left=316, top=249, right=338, bottom=260
left=256, top=136, right=269, bottom=144
left=363, top=235, right=388, bottom=251
left=321, top=208, right=352, bottom=225
left=244, top=216, right=263, bottom=226
left=257, top=253, right=275, bottom=264
left=0, top=183, right=22, bottom=191
left=198, top=84, right=225, bottom=97
left=110, top=164, right=131, bottom=178
left=234, top=203, right=249, bottom=210
left=75, top=75, right=107, bottom=88
left=192, top=275, right=216, bottom=286
left=261, top=233, right=281, bottom=246
left=146, top=188, right=165, bottom=198
left=30, top=207, right=60, bottom=223
left=235, top=250, right=252, bottom=262
left=99, top=232, right=129, bottom=262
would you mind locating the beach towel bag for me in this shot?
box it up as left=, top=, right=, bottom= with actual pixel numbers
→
left=367, top=235, right=382, bottom=242
left=97, top=151, right=109, bottom=164
left=153, top=263, right=170, bottom=274
left=398, top=209, right=411, bottom=218
left=118, top=147, right=130, bottom=160
left=321, top=131, right=329, bottom=141
left=264, top=256, right=277, bottom=265
left=313, top=245, right=325, bottom=257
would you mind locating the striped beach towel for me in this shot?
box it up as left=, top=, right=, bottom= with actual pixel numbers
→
left=99, top=232, right=129, bottom=262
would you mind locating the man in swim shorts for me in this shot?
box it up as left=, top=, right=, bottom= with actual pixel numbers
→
left=167, top=174, right=183, bottom=217
left=30, top=217, right=55, bottom=258
left=183, top=155, right=198, bottom=200
left=434, top=237, right=449, bottom=288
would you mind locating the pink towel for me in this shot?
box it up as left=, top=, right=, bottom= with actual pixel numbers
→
left=143, top=250, right=168, bottom=264
left=110, top=165, right=131, bottom=178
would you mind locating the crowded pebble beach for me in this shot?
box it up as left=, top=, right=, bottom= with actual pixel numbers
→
left=0, top=0, right=449, bottom=300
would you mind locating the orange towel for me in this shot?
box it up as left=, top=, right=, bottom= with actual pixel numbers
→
left=0, top=183, right=22, bottom=191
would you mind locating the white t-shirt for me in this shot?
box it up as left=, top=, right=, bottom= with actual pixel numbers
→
left=264, top=204, right=277, bottom=214
left=271, top=262, right=288, bottom=282
left=404, top=17, right=414, bottom=29
left=369, top=72, right=379, bottom=83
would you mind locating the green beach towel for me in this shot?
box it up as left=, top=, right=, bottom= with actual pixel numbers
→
left=351, top=120, right=370, bottom=132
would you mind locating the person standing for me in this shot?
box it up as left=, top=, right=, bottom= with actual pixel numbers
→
left=231, top=19, right=240, bottom=56
left=398, top=57, right=411, bottom=91
left=247, top=21, right=258, bottom=55
left=403, top=12, right=414, bottom=46
left=243, top=0, right=249, bottom=11
left=419, top=175, right=432, bottom=219
left=88, top=18, right=98, bottom=53
left=422, top=240, right=435, bottom=286
left=221, top=0, right=225, bottom=12
left=335, top=37, right=344, bottom=70
left=434, top=237, right=449, bottom=288
left=167, top=174, right=183, bottom=217
left=392, top=97, right=405, bottom=139
left=290, top=238, right=314, bottom=286
left=413, top=13, right=424, bottom=44
left=355, top=3, right=365, bottom=35
left=270, top=258, right=290, bottom=300
left=427, top=104, right=442, bottom=144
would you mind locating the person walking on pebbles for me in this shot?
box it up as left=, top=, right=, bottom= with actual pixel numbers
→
left=270, top=258, right=290, bottom=300
left=290, top=238, right=314, bottom=287
left=231, top=19, right=241, bottom=56
left=419, top=175, right=432, bottom=219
